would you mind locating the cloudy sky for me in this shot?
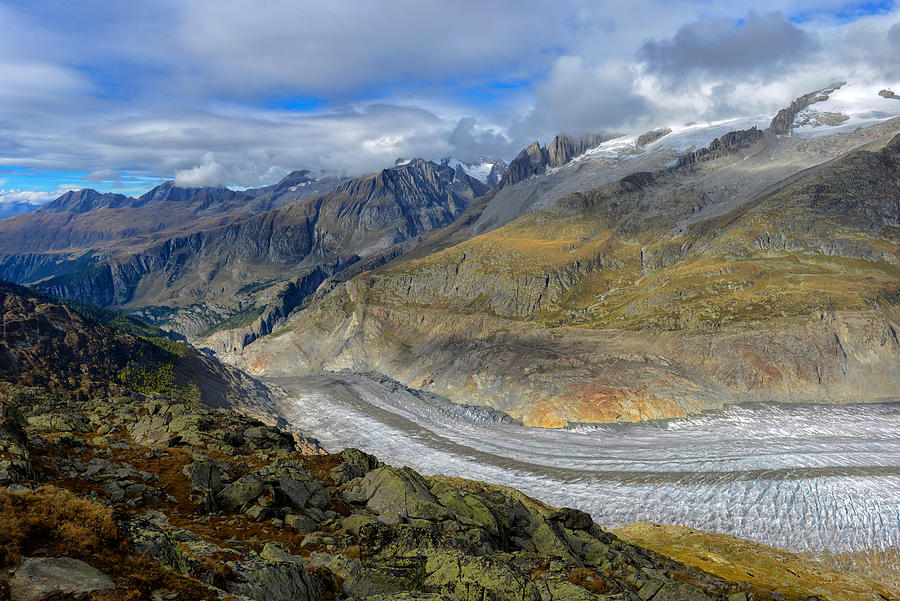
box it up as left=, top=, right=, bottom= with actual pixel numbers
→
left=1, top=0, right=899, bottom=208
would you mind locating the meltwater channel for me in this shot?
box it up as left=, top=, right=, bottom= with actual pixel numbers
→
left=271, top=374, right=900, bottom=555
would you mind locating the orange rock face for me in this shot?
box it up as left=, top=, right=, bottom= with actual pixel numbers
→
left=525, top=382, right=688, bottom=427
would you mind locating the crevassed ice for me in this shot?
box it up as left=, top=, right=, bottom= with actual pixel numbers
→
left=277, top=374, right=900, bottom=554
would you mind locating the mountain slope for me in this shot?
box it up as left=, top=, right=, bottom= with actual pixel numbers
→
left=0, top=280, right=294, bottom=427
left=231, top=123, right=900, bottom=426
left=0, top=160, right=488, bottom=341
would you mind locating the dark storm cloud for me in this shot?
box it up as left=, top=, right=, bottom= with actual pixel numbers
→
left=639, top=11, right=820, bottom=82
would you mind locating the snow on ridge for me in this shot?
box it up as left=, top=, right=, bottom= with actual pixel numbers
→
left=791, top=80, right=900, bottom=139
left=442, top=158, right=497, bottom=184
left=460, top=161, right=496, bottom=184
left=560, top=116, right=770, bottom=170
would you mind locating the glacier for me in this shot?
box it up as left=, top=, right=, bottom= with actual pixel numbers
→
left=273, top=373, right=900, bottom=556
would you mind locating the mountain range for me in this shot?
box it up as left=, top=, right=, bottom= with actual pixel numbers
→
left=1, top=82, right=899, bottom=427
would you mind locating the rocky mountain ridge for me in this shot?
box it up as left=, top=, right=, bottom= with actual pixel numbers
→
left=501, top=132, right=618, bottom=187
left=0, top=160, right=488, bottom=339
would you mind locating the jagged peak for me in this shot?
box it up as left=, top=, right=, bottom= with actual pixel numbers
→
left=39, top=188, right=132, bottom=214
left=275, top=169, right=315, bottom=186
left=768, top=81, right=846, bottom=136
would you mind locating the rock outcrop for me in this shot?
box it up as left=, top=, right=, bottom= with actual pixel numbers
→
left=769, top=82, right=845, bottom=135
left=501, top=133, right=616, bottom=187
left=8, top=557, right=116, bottom=601
left=637, top=128, right=672, bottom=147
left=0, top=278, right=896, bottom=600
left=5, top=385, right=887, bottom=601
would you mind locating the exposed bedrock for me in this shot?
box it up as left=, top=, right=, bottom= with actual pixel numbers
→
left=232, top=290, right=900, bottom=427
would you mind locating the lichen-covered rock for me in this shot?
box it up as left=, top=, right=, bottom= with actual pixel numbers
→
left=217, top=474, right=264, bottom=511
left=126, top=404, right=215, bottom=447
left=244, top=424, right=295, bottom=450
left=429, top=480, right=498, bottom=533
left=274, top=475, right=327, bottom=509
left=330, top=448, right=382, bottom=484
left=255, top=458, right=330, bottom=510
left=285, top=511, right=319, bottom=532
left=309, top=553, right=426, bottom=599
left=117, top=514, right=190, bottom=575
left=422, top=548, right=542, bottom=601
left=553, top=507, right=594, bottom=531
left=361, top=467, right=452, bottom=522
left=650, top=581, right=716, bottom=601
left=25, top=411, right=91, bottom=433
left=8, top=557, right=115, bottom=601
left=346, top=594, right=456, bottom=601
left=225, top=550, right=323, bottom=601
left=0, top=392, right=32, bottom=483
left=182, top=456, right=223, bottom=493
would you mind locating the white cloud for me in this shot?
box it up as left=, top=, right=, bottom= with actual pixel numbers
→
left=531, top=57, right=649, bottom=133
left=172, top=0, right=570, bottom=95
left=0, top=2, right=899, bottom=190
left=84, top=169, right=120, bottom=182
left=174, top=154, right=227, bottom=187
left=0, top=185, right=79, bottom=207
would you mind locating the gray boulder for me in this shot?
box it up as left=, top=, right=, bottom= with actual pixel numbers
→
left=308, top=553, right=425, bottom=599
left=117, top=515, right=190, bottom=574
left=226, top=548, right=323, bottom=601
left=330, top=448, right=382, bottom=484
left=217, top=474, right=263, bottom=511
left=360, top=467, right=452, bottom=522
left=8, top=557, right=115, bottom=601
left=183, top=457, right=223, bottom=493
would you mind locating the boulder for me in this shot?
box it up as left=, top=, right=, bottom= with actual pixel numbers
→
left=308, top=553, right=425, bottom=599
left=274, top=476, right=328, bottom=510
left=651, top=581, right=715, bottom=601
left=360, top=467, right=452, bottom=522
left=244, top=425, right=294, bottom=450
left=117, top=515, right=189, bottom=574
left=217, top=474, right=263, bottom=511
left=8, top=557, right=115, bottom=601
left=182, top=457, right=223, bottom=493
left=330, top=448, right=382, bottom=484
left=225, top=551, right=323, bottom=601
left=284, top=511, right=319, bottom=532
left=552, top=507, right=593, bottom=531
left=25, top=412, right=91, bottom=433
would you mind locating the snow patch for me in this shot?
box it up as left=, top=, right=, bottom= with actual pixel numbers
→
left=791, top=81, right=900, bottom=138
left=443, top=158, right=498, bottom=184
